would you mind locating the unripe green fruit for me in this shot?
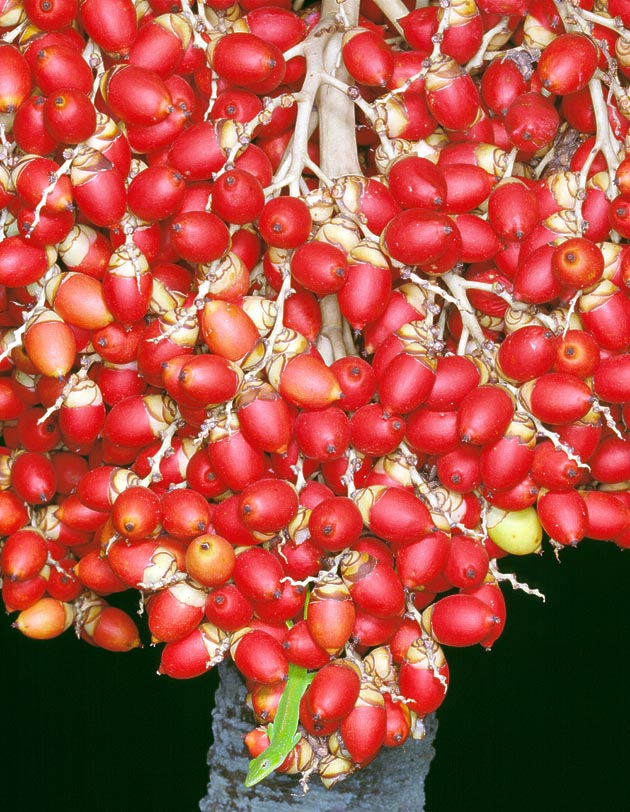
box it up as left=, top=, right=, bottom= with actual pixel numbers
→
left=486, top=505, right=543, bottom=555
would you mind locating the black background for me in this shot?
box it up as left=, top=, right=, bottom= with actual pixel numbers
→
left=1, top=538, right=628, bottom=812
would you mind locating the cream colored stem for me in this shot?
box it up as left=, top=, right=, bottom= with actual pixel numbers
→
left=318, top=0, right=361, bottom=180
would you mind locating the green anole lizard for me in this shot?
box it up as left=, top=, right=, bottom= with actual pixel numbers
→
left=244, top=661, right=314, bottom=787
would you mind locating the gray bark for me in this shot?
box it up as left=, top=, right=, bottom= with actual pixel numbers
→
left=200, top=661, right=437, bottom=812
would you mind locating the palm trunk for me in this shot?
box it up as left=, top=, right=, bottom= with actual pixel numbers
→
left=199, top=662, right=437, bottom=811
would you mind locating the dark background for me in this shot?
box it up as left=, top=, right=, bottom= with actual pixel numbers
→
left=1, top=538, right=628, bottom=812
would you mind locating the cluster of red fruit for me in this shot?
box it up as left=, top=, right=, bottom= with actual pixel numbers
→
left=1, top=0, right=630, bottom=790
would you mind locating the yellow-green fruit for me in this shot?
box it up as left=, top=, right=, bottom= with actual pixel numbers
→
left=486, top=506, right=543, bottom=555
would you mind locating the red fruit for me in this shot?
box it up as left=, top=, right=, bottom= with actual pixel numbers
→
left=159, top=623, right=227, bottom=679
left=462, top=578, right=506, bottom=648
left=593, top=353, right=630, bottom=403
left=282, top=620, right=331, bottom=670
left=306, top=579, right=356, bottom=655
left=112, top=486, right=161, bottom=540
left=1, top=529, right=48, bottom=582
left=170, top=210, right=231, bottom=264
left=278, top=354, right=342, bottom=410
left=200, top=300, right=260, bottom=361
left=127, top=165, right=186, bottom=222
left=15, top=407, right=60, bottom=454
left=341, top=552, right=405, bottom=618
left=106, top=537, right=186, bottom=590
left=235, top=384, right=293, bottom=455
left=304, top=660, right=361, bottom=725
left=479, top=435, right=535, bottom=493
left=481, top=55, right=529, bottom=118
left=337, top=176, right=401, bottom=236
left=395, top=531, right=451, bottom=590
left=294, top=407, right=350, bottom=461
left=513, top=244, right=563, bottom=305
left=31, top=44, right=93, bottom=96
left=388, top=618, right=422, bottom=664
left=340, top=687, right=387, bottom=765
left=103, top=394, right=176, bottom=448
left=13, top=597, right=74, bottom=640
left=531, top=441, right=581, bottom=491
left=537, top=490, right=589, bottom=546
left=497, top=325, right=557, bottom=383
left=231, top=629, right=289, bottom=684
left=338, top=262, right=392, bottom=330
left=10, top=452, right=57, bottom=505
left=351, top=610, right=402, bottom=648
left=258, top=196, right=312, bottom=248
left=330, top=356, right=377, bottom=412
left=426, top=593, right=499, bottom=647
left=211, top=169, right=265, bottom=225
left=233, top=547, right=283, bottom=604
left=205, top=584, right=254, bottom=631
left=440, top=163, right=494, bottom=214
left=381, top=208, right=454, bottom=266
left=424, top=57, right=481, bottom=131
left=350, top=403, right=405, bottom=457
left=211, top=87, right=263, bottom=122
left=147, top=581, right=207, bottom=643
left=166, top=122, right=228, bottom=181
left=436, top=445, right=482, bottom=494
left=353, top=485, right=434, bottom=546
left=176, top=355, right=243, bottom=408
left=290, top=241, right=348, bottom=295
left=160, top=489, right=212, bottom=539
left=0, top=491, right=29, bottom=536
left=399, top=637, right=449, bottom=715
left=482, top=475, right=539, bottom=512
left=208, top=427, right=266, bottom=493
left=526, top=372, right=592, bottom=425
left=504, top=92, right=560, bottom=153
left=185, top=534, right=235, bottom=588
left=383, top=694, right=412, bottom=748
left=457, top=386, right=514, bottom=445
left=580, top=490, right=630, bottom=541
left=80, top=602, right=141, bottom=652
left=388, top=156, right=446, bottom=210
left=43, top=88, right=96, bottom=144
left=536, top=33, right=598, bottom=95
left=102, top=65, right=172, bottom=127
left=307, top=496, right=362, bottom=552
left=579, top=286, right=630, bottom=352
left=551, top=238, right=604, bottom=289
left=0, top=43, right=32, bottom=113
left=12, top=94, right=58, bottom=155
left=238, top=478, right=298, bottom=534
left=589, top=437, right=630, bottom=485
left=127, top=13, right=189, bottom=77
left=362, top=285, right=426, bottom=354
left=487, top=178, right=540, bottom=242
left=211, top=33, right=286, bottom=94
left=251, top=579, right=305, bottom=624
left=443, top=535, right=489, bottom=589
left=0, top=237, right=55, bottom=288
left=554, top=330, right=600, bottom=379
left=73, top=550, right=128, bottom=595
left=80, top=0, right=138, bottom=53
left=342, top=27, right=394, bottom=87
left=378, top=352, right=436, bottom=415
left=70, top=148, right=127, bottom=228
left=3, top=571, right=49, bottom=613
left=424, top=355, right=480, bottom=411
left=53, top=498, right=105, bottom=540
